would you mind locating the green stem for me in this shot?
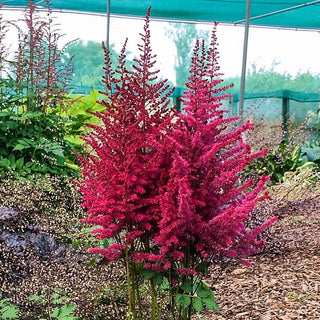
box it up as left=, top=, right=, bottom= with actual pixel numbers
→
left=150, top=278, right=158, bottom=320
left=125, top=242, right=135, bottom=319
left=132, top=263, right=143, bottom=320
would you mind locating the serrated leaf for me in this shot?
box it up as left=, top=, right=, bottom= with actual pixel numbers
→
left=180, top=280, right=193, bottom=293
left=175, top=294, right=191, bottom=309
left=192, top=296, right=203, bottom=312
left=140, top=269, right=157, bottom=280
left=51, top=306, right=60, bottom=317
left=203, top=296, right=219, bottom=312
left=1, top=305, right=19, bottom=319
left=197, top=289, right=211, bottom=299
left=57, top=304, right=76, bottom=317
left=0, top=298, right=9, bottom=307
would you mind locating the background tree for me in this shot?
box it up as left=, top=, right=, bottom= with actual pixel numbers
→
left=225, top=63, right=320, bottom=94
left=166, top=22, right=209, bottom=87
left=63, top=40, right=134, bottom=90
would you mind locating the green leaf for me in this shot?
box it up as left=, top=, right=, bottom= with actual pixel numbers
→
left=1, top=305, right=19, bottom=319
left=0, top=158, right=10, bottom=169
left=52, top=304, right=77, bottom=318
left=8, top=154, right=15, bottom=168
left=140, top=269, right=157, bottom=280
left=27, top=295, right=47, bottom=304
left=0, top=298, right=9, bottom=308
left=192, top=296, right=203, bottom=312
left=51, top=307, right=60, bottom=318
left=197, top=289, right=211, bottom=299
left=152, top=273, right=164, bottom=286
left=17, top=111, right=43, bottom=121
left=52, top=296, right=70, bottom=305
left=203, top=295, right=219, bottom=312
left=15, top=158, right=24, bottom=170
left=180, top=280, right=193, bottom=293
left=175, top=294, right=191, bottom=309
left=13, top=144, right=27, bottom=151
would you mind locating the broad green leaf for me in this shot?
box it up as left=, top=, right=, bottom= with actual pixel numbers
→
left=140, top=269, right=157, bottom=280
left=197, top=289, right=211, bottom=299
left=175, top=294, right=191, bottom=309
left=180, top=280, right=193, bottom=293
left=192, top=296, right=203, bottom=312
left=8, top=154, right=15, bottom=167
left=0, top=159, right=10, bottom=168
left=203, top=296, right=219, bottom=312
left=0, top=298, right=9, bottom=308
left=153, top=273, right=164, bottom=286
left=15, top=158, right=24, bottom=170
left=51, top=307, right=60, bottom=318
left=1, top=305, right=19, bottom=319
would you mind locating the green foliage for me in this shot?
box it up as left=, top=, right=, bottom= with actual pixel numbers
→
left=27, top=288, right=79, bottom=320
left=244, top=141, right=308, bottom=184
left=0, top=103, right=78, bottom=179
left=225, top=64, right=320, bottom=94
left=137, top=268, right=219, bottom=319
left=301, top=142, right=320, bottom=164
left=175, top=280, right=219, bottom=317
left=56, top=89, right=106, bottom=148
left=51, top=304, right=78, bottom=320
left=62, top=40, right=134, bottom=89
left=0, top=292, right=19, bottom=320
left=0, top=2, right=80, bottom=180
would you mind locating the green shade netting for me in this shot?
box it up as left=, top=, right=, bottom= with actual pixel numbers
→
left=3, top=0, right=320, bottom=29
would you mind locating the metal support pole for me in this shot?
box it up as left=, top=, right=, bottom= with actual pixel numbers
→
left=238, top=0, right=251, bottom=120
left=106, top=0, right=110, bottom=48
left=282, top=97, right=289, bottom=140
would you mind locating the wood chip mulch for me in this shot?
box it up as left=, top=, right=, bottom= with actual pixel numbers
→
left=200, top=197, right=320, bottom=320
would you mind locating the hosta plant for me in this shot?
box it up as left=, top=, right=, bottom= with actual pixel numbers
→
left=77, top=9, right=276, bottom=320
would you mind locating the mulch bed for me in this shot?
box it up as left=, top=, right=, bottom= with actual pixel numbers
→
left=1, top=184, right=319, bottom=319
left=200, top=197, right=320, bottom=319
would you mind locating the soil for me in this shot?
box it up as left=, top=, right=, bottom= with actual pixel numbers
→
left=1, top=186, right=319, bottom=319
left=201, top=197, right=320, bottom=320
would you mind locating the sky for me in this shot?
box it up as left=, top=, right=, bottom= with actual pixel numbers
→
left=2, top=9, right=320, bottom=83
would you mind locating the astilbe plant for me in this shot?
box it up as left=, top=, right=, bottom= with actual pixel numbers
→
left=0, top=1, right=78, bottom=179
left=77, top=7, right=175, bottom=319
left=0, top=3, right=8, bottom=73
left=11, top=0, right=73, bottom=112
left=78, top=11, right=276, bottom=320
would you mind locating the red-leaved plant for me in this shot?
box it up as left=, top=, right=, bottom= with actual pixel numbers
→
left=77, top=9, right=276, bottom=320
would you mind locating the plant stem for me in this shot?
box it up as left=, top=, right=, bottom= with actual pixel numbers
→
left=124, top=241, right=135, bottom=319
left=150, top=278, right=157, bottom=320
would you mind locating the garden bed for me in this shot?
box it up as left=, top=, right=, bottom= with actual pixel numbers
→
left=0, top=177, right=319, bottom=319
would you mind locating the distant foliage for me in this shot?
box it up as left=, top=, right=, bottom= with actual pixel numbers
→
left=78, top=10, right=276, bottom=320
left=0, top=0, right=78, bottom=179
left=225, top=64, right=320, bottom=94
left=62, top=40, right=135, bottom=89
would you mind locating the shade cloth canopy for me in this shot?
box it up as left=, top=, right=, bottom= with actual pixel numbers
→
left=3, top=0, right=320, bottom=30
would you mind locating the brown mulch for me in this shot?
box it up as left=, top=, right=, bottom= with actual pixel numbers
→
left=200, top=197, right=320, bottom=320
left=1, top=178, right=320, bottom=319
